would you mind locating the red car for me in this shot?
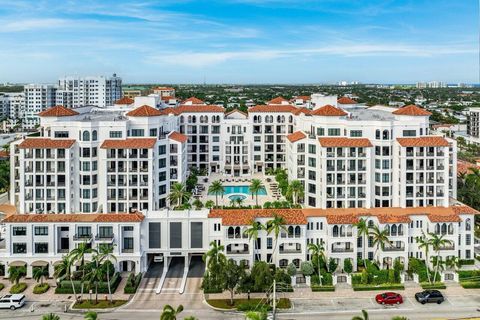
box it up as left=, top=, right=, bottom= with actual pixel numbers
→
left=375, top=292, right=403, bottom=305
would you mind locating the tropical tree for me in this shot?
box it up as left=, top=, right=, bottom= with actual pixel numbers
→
left=428, top=232, right=452, bottom=282
left=286, top=180, right=304, bottom=205
left=69, top=241, right=97, bottom=300
left=205, top=200, right=215, bottom=209
left=203, top=241, right=226, bottom=269
left=223, top=259, right=245, bottom=305
left=98, top=244, right=117, bottom=303
left=85, top=256, right=105, bottom=304
left=160, top=304, right=184, bottom=320
left=243, top=221, right=264, bottom=262
left=445, top=256, right=461, bottom=271
left=307, top=242, right=326, bottom=285
left=265, top=214, right=287, bottom=264
left=168, top=182, right=191, bottom=208
left=84, top=311, right=98, bottom=320
left=352, top=309, right=369, bottom=320
left=245, top=311, right=267, bottom=320
left=235, top=197, right=244, bottom=208
left=369, top=224, right=391, bottom=264
left=8, top=265, right=26, bottom=285
left=42, top=314, right=60, bottom=320
left=249, top=179, right=264, bottom=207
left=208, top=180, right=224, bottom=207
left=416, top=233, right=432, bottom=284
left=33, top=265, right=49, bottom=285
left=192, top=199, right=203, bottom=210
left=354, top=218, right=370, bottom=268
left=54, top=255, right=77, bottom=300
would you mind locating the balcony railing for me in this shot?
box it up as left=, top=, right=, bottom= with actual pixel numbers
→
left=331, top=247, right=354, bottom=253
left=95, top=234, right=114, bottom=242
left=73, top=233, right=92, bottom=241
left=383, top=246, right=405, bottom=252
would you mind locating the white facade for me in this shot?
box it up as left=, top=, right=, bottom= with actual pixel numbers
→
left=23, top=84, right=56, bottom=130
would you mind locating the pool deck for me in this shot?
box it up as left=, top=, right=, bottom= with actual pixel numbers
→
left=194, top=173, right=283, bottom=206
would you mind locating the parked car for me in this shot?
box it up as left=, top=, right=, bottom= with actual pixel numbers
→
left=0, top=294, right=26, bottom=310
left=415, top=290, right=445, bottom=304
left=375, top=292, right=403, bottom=305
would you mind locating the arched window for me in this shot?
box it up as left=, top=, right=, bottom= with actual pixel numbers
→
left=180, top=116, right=184, bottom=123
left=235, top=226, right=241, bottom=238
left=391, top=224, right=397, bottom=236
left=288, top=226, right=294, bottom=237
left=277, top=115, right=281, bottom=123
left=253, top=115, right=257, bottom=123
left=82, top=130, right=90, bottom=141
left=441, top=223, right=447, bottom=235
left=398, top=224, right=403, bottom=236
left=448, top=223, right=454, bottom=235
left=466, top=218, right=471, bottom=231
left=292, top=258, right=300, bottom=268
left=92, top=130, right=97, bottom=141
left=340, top=225, right=345, bottom=237
left=435, top=223, right=440, bottom=234
left=258, top=116, right=262, bottom=123
left=281, top=115, right=285, bottom=123
left=375, top=130, right=380, bottom=140
left=346, top=225, right=352, bottom=236
left=295, top=226, right=301, bottom=238
left=192, top=116, right=196, bottom=123
left=383, top=129, right=389, bottom=140
left=228, top=227, right=234, bottom=238
left=289, top=115, right=293, bottom=123
left=187, top=116, right=192, bottom=123
left=384, top=225, right=390, bottom=235
left=333, top=225, right=339, bottom=237
left=368, top=220, right=374, bottom=228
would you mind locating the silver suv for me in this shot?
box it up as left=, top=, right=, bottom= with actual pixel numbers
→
left=0, top=294, right=26, bottom=310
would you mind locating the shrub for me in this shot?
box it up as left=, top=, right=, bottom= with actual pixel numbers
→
left=343, top=259, right=353, bottom=274
left=311, top=285, right=335, bottom=292
left=300, top=261, right=314, bottom=276
left=124, top=273, right=143, bottom=294
left=237, top=301, right=271, bottom=312
left=10, top=283, right=27, bottom=294
left=457, top=270, right=480, bottom=280
left=55, top=272, right=121, bottom=294
left=459, top=259, right=475, bottom=266
left=420, top=282, right=446, bottom=290
left=286, top=263, right=297, bottom=277
left=460, top=281, right=480, bottom=289
left=33, top=283, right=50, bottom=294
left=0, top=283, right=4, bottom=291
left=353, top=283, right=405, bottom=291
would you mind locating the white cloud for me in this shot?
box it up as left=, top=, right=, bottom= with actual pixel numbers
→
left=0, top=18, right=70, bottom=32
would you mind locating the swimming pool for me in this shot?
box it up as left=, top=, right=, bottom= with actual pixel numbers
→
left=228, top=194, right=247, bottom=201
left=209, top=185, right=267, bottom=196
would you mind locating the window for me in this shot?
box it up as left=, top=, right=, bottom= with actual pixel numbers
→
left=123, top=237, right=134, bottom=250
left=403, top=130, right=416, bottom=137
left=13, top=243, right=27, bottom=254
left=124, top=226, right=134, bottom=231
left=54, top=131, right=69, bottom=138
left=212, top=136, right=220, bottom=142
left=350, top=130, right=362, bottom=137
left=308, top=157, right=316, bottom=167
left=34, top=226, right=48, bottom=236
left=308, top=145, right=316, bottom=154
left=82, top=131, right=90, bottom=141
left=77, top=226, right=91, bottom=237
left=34, top=242, right=48, bottom=254
left=110, top=131, right=122, bottom=138
left=149, top=128, right=157, bottom=137
left=317, top=127, right=325, bottom=136
left=98, top=226, right=113, bottom=238
left=13, top=227, right=26, bottom=236
left=267, top=237, right=273, bottom=249
left=92, top=130, right=97, bottom=141
left=328, top=128, right=340, bottom=136
left=130, top=129, right=144, bottom=137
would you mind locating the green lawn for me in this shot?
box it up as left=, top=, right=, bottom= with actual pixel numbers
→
left=72, top=300, right=127, bottom=309
left=207, top=298, right=290, bottom=310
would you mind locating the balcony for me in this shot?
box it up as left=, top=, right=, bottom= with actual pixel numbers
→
left=383, top=246, right=405, bottom=252
left=331, top=246, right=353, bottom=253
left=439, top=245, right=455, bottom=251
left=122, top=248, right=134, bottom=253
left=73, top=234, right=92, bottom=242
left=95, top=234, right=114, bottom=242
left=227, top=244, right=249, bottom=254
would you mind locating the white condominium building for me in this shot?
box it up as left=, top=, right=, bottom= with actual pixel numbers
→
left=56, top=74, right=122, bottom=109
left=23, top=84, right=57, bottom=130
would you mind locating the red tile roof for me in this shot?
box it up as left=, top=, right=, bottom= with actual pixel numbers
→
left=225, top=109, right=247, bottom=117
left=337, top=97, right=358, bottom=104
left=311, top=105, right=347, bottom=116
left=293, top=95, right=311, bottom=101
left=2, top=212, right=145, bottom=223
left=38, top=106, right=79, bottom=117
left=164, top=105, right=225, bottom=115
left=169, top=131, right=188, bottom=143
left=100, top=138, right=157, bottom=149
left=126, top=105, right=165, bottom=117
left=209, top=209, right=307, bottom=225
left=0, top=150, right=9, bottom=158
left=318, top=137, right=373, bottom=147
left=287, top=131, right=307, bottom=143
left=396, top=136, right=449, bottom=147
left=19, top=138, right=76, bottom=149
left=115, top=97, right=134, bottom=105
left=183, top=97, right=204, bottom=104
left=392, top=105, right=432, bottom=116
left=155, top=87, right=175, bottom=91
left=249, top=104, right=297, bottom=113
left=292, top=107, right=311, bottom=115
left=161, top=96, right=176, bottom=101
left=268, top=96, right=288, bottom=104
left=457, top=160, right=479, bottom=175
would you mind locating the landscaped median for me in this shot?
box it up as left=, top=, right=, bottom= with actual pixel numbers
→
left=420, top=282, right=446, bottom=290
left=352, top=283, right=405, bottom=291
left=55, top=272, right=122, bottom=294
left=124, top=272, right=143, bottom=294
left=458, top=270, right=480, bottom=289
left=311, top=285, right=335, bottom=292
left=72, top=300, right=128, bottom=309
left=206, top=298, right=291, bottom=311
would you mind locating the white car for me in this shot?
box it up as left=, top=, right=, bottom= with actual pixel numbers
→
left=0, top=294, right=26, bottom=310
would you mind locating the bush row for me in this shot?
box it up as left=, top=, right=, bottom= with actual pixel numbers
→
left=420, top=282, right=446, bottom=290
left=459, top=259, right=475, bottom=266
left=311, top=285, right=335, bottom=292
left=352, top=283, right=405, bottom=291
left=460, top=281, right=480, bottom=289
left=10, top=283, right=27, bottom=294
left=55, top=272, right=121, bottom=294
left=124, top=273, right=143, bottom=294
left=457, top=270, right=480, bottom=280
left=33, top=283, right=50, bottom=294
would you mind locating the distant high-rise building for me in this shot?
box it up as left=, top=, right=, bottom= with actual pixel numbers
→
left=23, top=84, right=56, bottom=130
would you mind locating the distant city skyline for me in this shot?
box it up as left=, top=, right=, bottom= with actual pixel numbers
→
left=0, top=0, right=478, bottom=84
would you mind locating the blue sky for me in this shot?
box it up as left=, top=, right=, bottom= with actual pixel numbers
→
left=0, top=0, right=478, bottom=84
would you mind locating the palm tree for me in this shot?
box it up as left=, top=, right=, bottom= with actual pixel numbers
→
left=69, top=241, right=97, bottom=301
left=369, top=224, right=391, bottom=266
left=354, top=218, right=369, bottom=268
left=192, top=199, right=203, bottom=210
left=98, top=244, right=117, bottom=303
left=286, top=180, right=304, bottom=206
left=243, top=221, right=264, bottom=262
left=54, top=255, right=77, bottom=300
left=352, top=309, right=369, bottom=320
left=168, top=182, right=191, bottom=208
left=266, top=214, right=287, bottom=264
left=84, top=311, right=98, bottom=320
left=160, top=304, right=184, bottom=320
left=235, top=197, right=244, bottom=208
left=249, top=179, right=264, bottom=207
left=428, top=232, right=452, bottom=283
left=42, top=313, right=60, bottom=320
left=446, top=256, right=461, bottom=271
left=203, top=241, right=226, bottom=269
left=208, top=180, right=224, bottom=207
left=416, top=232, right=432, bottom=284
left=33, top=265, right=49, bottom=285
left=307, top=242, right=326, bottom=285
left=8, top=265, right=26, bottom=285
left=205, top=200, right=215, bottom=209
left=85, top=256, right=104, bottom=304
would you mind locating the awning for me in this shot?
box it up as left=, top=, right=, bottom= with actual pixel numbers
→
left=31, top=260, right=49, bottom=267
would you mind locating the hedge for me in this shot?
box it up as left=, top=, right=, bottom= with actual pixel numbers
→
left=460, top=281, right=480, bottom=289
left=311, top=285, right=335, bottom=292
left=459, top=259, right=475, bottom=266
left=10, top=283, right=27, bottom=294
left=420, top=282, right=446, bottom=290
left=55, top=272, right=121, bottom=294
left=457, top=270, right=480, bottom=280
left=353, top=283, right=405, bottom=291
left=124, top=273, right=143, bottom=294
left=33, top=283, right=50, bottom=294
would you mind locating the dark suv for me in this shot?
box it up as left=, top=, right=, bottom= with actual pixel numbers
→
left=415, top=290, right=445, bottom=304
